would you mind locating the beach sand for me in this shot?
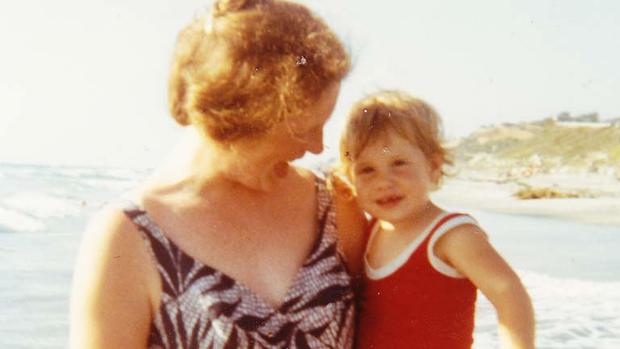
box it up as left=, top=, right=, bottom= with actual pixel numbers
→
left=432, top=174, right=620, bottom=228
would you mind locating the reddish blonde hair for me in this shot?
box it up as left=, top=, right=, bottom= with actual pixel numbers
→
left=339, top=90, right=452, bottom=183
left=168, top=0, right=350, bottom=142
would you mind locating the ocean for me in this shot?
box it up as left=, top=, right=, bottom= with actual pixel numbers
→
left=1, top=163, right=618, bottom=348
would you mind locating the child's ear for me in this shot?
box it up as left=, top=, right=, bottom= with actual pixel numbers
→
left=429, top=153, right=444, bottom=184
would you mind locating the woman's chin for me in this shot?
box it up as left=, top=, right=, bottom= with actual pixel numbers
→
left=273, top=161, right=290, bottom=178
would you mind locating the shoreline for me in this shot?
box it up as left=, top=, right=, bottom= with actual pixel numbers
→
left=432, top=177, right=620, bottom=228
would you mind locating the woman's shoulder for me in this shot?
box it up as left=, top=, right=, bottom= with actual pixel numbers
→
left=70, top=204, right=158, bottom=347
left=78, top=204, right=152, bottom=269
left=291, top=166, right=322, bottom=184
left=73, top=203, right=160, bottom=299
left=285, top=166, right=328, bottom=198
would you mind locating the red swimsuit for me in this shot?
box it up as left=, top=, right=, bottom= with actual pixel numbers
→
left=358, top=213, right=478, bottom=349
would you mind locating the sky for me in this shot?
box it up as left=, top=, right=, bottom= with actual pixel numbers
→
left=1, top=0, right=619, bottom=169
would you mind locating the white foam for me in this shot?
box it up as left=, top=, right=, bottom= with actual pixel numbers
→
left=0, top=207, right=45, bottom=232
left=474, top=270, right=620, bottom=348
left=2, top=192, right=81, bottom=220
left=54, top=167, right=146, bottom=181
left=82, top=178, right=135, bottom=191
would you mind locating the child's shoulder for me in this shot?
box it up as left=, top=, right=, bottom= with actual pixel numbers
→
left=432, top=213, right=489, bottom=253
left=435, top=212, right=486, bottom=236
left=428, top=212, right=497, bottom=278
left=444, top=211, right=480, bottom=228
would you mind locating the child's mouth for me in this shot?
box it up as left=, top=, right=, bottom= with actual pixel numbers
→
left=375, top=195, right=404, bottom=208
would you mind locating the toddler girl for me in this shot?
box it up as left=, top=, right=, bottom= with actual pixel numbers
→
left=339, top=91, right=535, bottom=349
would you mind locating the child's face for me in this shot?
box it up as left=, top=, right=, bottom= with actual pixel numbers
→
left=350, top=130, right=436, bottom=226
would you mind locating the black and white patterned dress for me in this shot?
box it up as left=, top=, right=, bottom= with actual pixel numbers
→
left=123, top=178, right=356, bottom=349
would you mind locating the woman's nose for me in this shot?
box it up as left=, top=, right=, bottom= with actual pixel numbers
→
left=305, top=131, right=324, bottom=154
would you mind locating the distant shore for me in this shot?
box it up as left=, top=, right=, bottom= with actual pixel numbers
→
left=432, top=173, right=620, bottom=227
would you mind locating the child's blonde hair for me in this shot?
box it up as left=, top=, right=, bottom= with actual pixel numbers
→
left=339, top=90, right=452, bottom=184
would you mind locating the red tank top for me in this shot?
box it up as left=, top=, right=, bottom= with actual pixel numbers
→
left=357, top=213, right=478, bottom=349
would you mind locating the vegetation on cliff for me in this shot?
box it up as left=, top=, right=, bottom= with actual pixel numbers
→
left=452, top=113, right=620, bottom=175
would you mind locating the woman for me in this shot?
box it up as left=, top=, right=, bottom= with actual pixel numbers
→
left=69, top=0, right=366, bottom=348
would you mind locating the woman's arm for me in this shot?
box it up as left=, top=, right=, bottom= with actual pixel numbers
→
left=70, top=208, right=158, bottom=349
left=328, top=172, right=368, bottom=276
left=435, top=225, right=535, bottom=349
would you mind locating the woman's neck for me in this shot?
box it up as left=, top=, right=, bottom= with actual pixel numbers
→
left=152, top=128, right=287, bottom=194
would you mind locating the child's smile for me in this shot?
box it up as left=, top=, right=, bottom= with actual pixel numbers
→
left=375, top=194, right=405, bottom=208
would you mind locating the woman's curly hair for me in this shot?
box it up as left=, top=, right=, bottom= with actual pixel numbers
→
left=168, top=0, right=350, bottom=142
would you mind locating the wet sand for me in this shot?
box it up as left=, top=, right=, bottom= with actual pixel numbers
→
left=432, top=175, right=620, bottom=227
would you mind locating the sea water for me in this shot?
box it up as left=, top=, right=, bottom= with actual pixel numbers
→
left=0, top=163, right=618, bottom=348
left=465, top=210, right=620, bottom=349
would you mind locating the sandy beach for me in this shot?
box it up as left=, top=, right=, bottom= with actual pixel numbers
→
left=432, top=172, right=620, bottom=228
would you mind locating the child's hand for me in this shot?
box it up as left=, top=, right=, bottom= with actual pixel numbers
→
left=326, top=169, right=355, bottom=202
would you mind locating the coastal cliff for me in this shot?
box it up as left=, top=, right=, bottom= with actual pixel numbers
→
left=433, top=113, right=620, bottom=226
left=449, top=113, right=620, bottom=197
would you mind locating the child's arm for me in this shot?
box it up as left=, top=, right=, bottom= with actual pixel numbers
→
left=435, top=224, right=535, bottom=349
left=328, top=171, right=368, bottom=276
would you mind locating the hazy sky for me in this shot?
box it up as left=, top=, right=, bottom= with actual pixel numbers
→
left=1, top=0, right=619, bottom=168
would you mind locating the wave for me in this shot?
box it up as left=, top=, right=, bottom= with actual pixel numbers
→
left=2, top=192, right=82, bottom=220
left=0, top=163, right=147, bottom=182
left=474, top=270, right=620, bottom=348
left=0, top=164, right=148, bottom=234
left=52, top=167, right=147, bottom=182
left=0, top=206, right=46, bottom=233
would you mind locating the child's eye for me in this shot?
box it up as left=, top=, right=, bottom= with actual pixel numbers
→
left=356, top=166, right=374, bottom=175
left=393, top=159, right=408, bottom=166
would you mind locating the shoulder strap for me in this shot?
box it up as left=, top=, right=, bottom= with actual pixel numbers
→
left=427, top=213, right=479, bottom=278
left=314, top=174, right=332, bottom=222
left=121, top=203, right=188, bottom=294
left=122, top=203, right=168, bottom=243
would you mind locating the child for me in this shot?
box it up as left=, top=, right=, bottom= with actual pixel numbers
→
left=338, top=91, right=535, bottom=349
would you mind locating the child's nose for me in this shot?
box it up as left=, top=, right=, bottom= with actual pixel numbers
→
left=375, top=171, right=396, bottom=190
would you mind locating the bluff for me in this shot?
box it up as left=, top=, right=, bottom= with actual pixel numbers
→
left=452, top=115, right=620, bottom=177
